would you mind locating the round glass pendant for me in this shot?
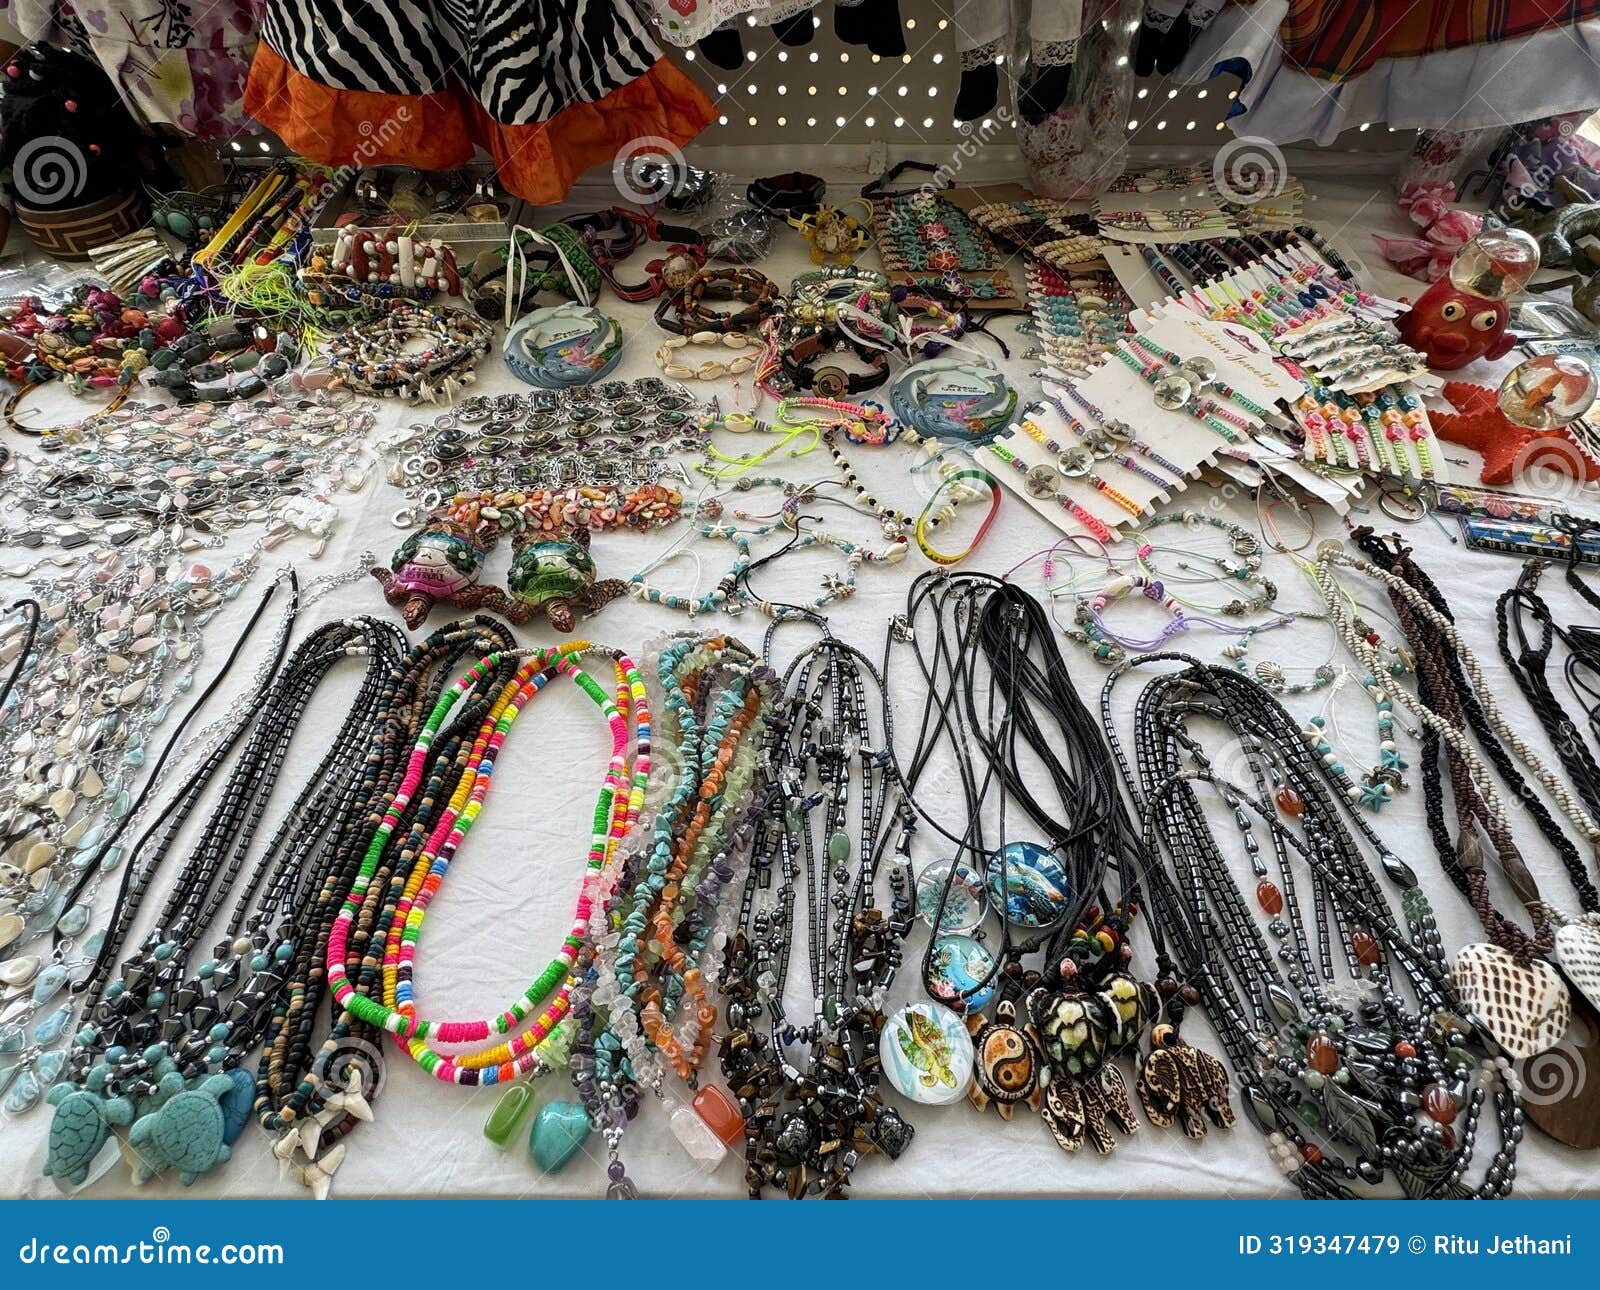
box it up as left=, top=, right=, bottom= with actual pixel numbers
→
left=1152, top=374, right=1194, bottom=411
left=915, top=858, right=988, bottom=932
left=880, top=1002, right=975, bottom=1105
left=927, top=933, right=997, bottom=1012
left=985, top=841, right=1072, bottom=927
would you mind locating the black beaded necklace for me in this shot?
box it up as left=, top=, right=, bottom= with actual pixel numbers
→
left=254, top=616, right=522, bottom=1184
left=45, top=603, right=409, bottom=1190
left=719, top=620, right=916, bottom=1197
left=1104, top=655, right=1523, bottom=1198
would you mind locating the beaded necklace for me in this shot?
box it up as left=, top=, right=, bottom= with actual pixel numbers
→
left=1106, top=656, right=1524, bottom=1197
left=1319, top=537, right=1600, bottom=1056
left=556, top=633, right=774, bottom=1194
left=720, top=627, right=917, bottom=1196
left=43, top=609, right=405, bottom=1191
left=255, top=616, right=517, bottom=1182
left=329, top=644, right=647, bottom=1088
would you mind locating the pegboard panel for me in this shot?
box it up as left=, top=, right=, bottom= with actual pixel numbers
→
left=675, top=0, right=1415, bottom=163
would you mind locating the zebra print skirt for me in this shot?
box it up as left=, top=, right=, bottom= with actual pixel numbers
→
left=258, top=0, right=664, bottom=125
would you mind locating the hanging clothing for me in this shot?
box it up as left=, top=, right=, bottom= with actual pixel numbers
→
left=1176, top=0, right=1600, bottom=144
left=1, top=0, right=258, bottom=138
left=245, top=0, right=716, bottom=204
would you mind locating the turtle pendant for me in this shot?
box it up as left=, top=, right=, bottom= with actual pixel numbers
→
left=965, top=999, right=1045, bottom=1119
left=506, top=525, right=627, bottom=633
left=372, top=517, right=521, bottom=630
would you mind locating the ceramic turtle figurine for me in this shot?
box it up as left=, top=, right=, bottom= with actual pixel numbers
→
left=372, top=517, right=522, bottom=630
left=965, top=999, right=1046, bottom=1118
left=506, top=526, right=626, bottom=633
left=127, top=1073, right=237, bottom=1185
left=44, top=1081, right=133, bottom=1188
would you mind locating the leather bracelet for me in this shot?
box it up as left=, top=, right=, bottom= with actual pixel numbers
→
left=861, top=159, right=951, bottom=200
left=747, top=171, right=826, bottom=219
left=654, top=267, right=778, bottom=335
left=780, top=331, right=890, bottom=397
left=6, top=380, right=129, bottom=437
left=568, top=208, right=706, bottom=302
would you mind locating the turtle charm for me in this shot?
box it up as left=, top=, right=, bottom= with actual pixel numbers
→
left=44, top=1082, right=133, bottom=1188
left=506, top=526, right=626, bottom=633
left=127, top=1073, right=237, bottom=1185
left=965, top=999, right=1046, bottom=1119
left=372, top=517, right=521, bottom=630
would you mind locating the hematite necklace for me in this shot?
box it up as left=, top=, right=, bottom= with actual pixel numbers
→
left=894, top=573, right=1232, bottom=1153
left=719, top=624, right=917, bottom=1197
left=42, top=605, right=405, bottom=1191
left=254, top=615, right=517, bottom=1187
left=1105, top=656, right=1523, bottom=1198
left=1330, top=534, right=1600, bottom=1055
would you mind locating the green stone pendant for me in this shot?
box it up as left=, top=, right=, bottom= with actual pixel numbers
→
left=484, top=1082, right=536, bottom=1149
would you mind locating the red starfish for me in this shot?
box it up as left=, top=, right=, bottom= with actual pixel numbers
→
left=1432, top=381, right=1600, bottom=486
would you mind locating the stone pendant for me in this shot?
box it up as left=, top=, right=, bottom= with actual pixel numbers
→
left=1452, top=942, right=1570, bottom=1060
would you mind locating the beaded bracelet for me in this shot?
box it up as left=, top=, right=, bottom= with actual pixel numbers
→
left=324, top=303, right=494, bottom=401
left=989, top=440, right=1114, bottom=542
left=654, top=332, right=761, bottom=381
left=654, top=266, right=777, bottom=336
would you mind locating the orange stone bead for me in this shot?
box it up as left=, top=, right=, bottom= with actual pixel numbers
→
left=1394, top=1041, right=1416, bottom=1059
left=692, top=1083, right=746, bottom=1147
left=1350, top=929, right=1381, bottom=966
left=1256, top=880, right=1284, bottom=916
left=1305, top=1034, right=1339, bottom=1075
left=1423, top=1083, right=1458, bottom=1124
left=1301, top=1143, right=1323, bottom=1166
left=1275, top=786, right=1305, bottom=817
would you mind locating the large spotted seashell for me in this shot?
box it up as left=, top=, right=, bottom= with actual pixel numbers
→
left=1555, top=916, right=1600, bottom=1014
left=1452, top=942, right=1570, bottom=1060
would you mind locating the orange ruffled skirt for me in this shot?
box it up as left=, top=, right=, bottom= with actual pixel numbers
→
left=245, top=44, right=716, bottom=206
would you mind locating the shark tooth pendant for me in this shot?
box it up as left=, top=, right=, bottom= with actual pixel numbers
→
left=1452, top=942, right=1570, bottom=1060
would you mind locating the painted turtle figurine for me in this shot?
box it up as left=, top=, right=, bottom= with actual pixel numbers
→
left=372, top=517, right=522, bottom=630
left=506, top=526, right=625, bottom=633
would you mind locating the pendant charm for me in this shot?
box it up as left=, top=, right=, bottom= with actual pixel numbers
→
left=965, top=999, right=1046, bottom=1118
left=1452, top=942, right=1570, bottom=1060
left=1520, top=970, right=1600, bottom=1150
left=927, top=933, right=997, bottom=1012
left=984, top=841, right=1072, bottom=927
left=372, top=517, right=519, bottom=630
left=1136, top=1023, right=1236, bottom=1139
left=1555, top=915, right=1600, bottom=1013
left=506, top=526, right=628, bottom=634
left=126, top=1072, right=238, bottom=1185
left=43, top=1086, right=133, bottom=1188
left=880, top=1002, right=974, bottom=1105
left=914, top=858, right=987, bottom=932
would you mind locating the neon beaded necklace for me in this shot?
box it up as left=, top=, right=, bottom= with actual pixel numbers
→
left=326, top=644, right=649, bottom=1085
